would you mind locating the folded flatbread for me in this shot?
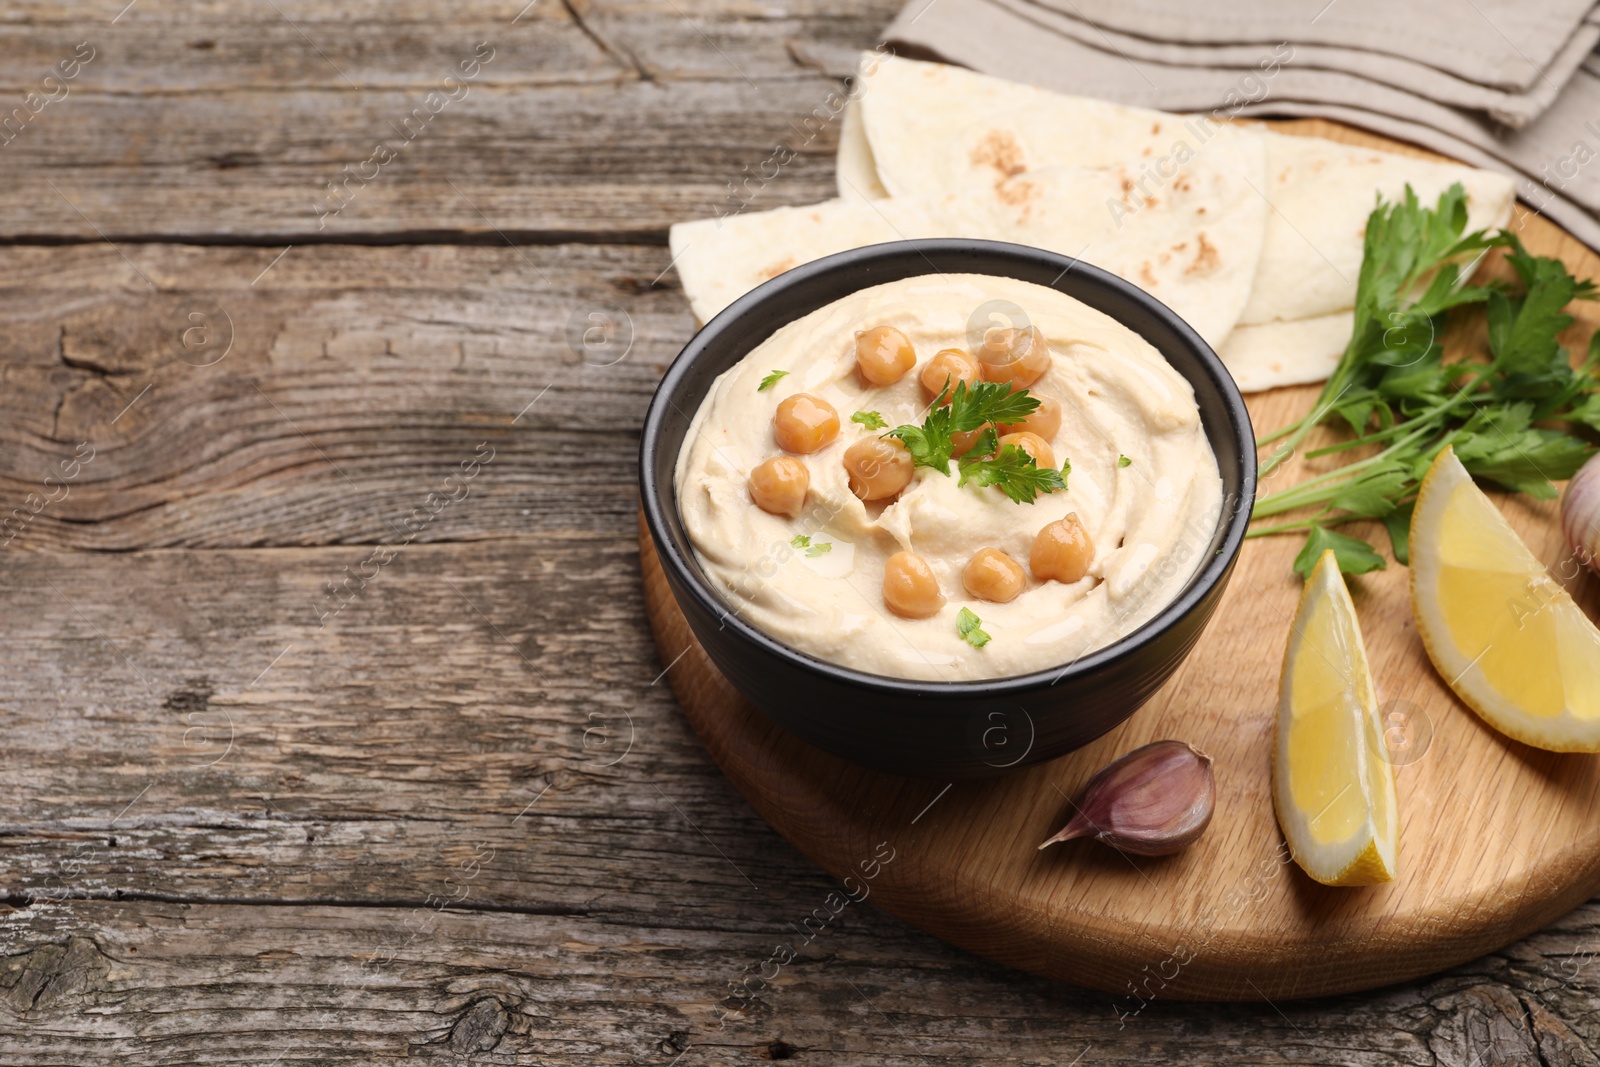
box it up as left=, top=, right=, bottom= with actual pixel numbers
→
left=1216, top=312, right=1354, bottom=391
left=1239, top=132, right=1514, bottom=324
left=846, top=52, right=1517, bottom=387
left=671, top=144, right=1268, bottom=348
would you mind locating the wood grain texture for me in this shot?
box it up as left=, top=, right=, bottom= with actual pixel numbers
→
left=1, top=0, right=1600, bottom=1060
left=0, top=1, right=868, bottom=241
left=5, top=899, right=1600, bottom=1066
left=0, top=242, right=689, bottom=549
left=639, top=122, right=1600, bottom=1002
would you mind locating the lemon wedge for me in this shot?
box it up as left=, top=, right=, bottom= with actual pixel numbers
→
left=1273, top=549, right=1398, bottom=886
left=1410, top=446, right=1600, bottom=751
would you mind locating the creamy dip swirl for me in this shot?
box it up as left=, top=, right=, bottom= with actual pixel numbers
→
left=674, top=273, right=1223, bottom=681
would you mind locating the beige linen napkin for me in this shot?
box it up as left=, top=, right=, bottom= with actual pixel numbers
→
left=966, top=0, right=1600, bottom=127
left=885, top=0, right=1600, bottom=249
left=1024, top=0, right=1595, bottom=93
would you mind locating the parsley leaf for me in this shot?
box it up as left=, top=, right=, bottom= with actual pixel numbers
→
left=1293, top=525, right=1387, bottom=579
left=959, top=444, right=1067, bottom=504
left=1382, top=501, right=1415, bottom=566
left=1573, top=392, right=1600, bottom=434
left=1326, top=461, right=1409, bottom=519
left=956, top=607, right=991, bottom=648
left=1456, top=433, right=1592, bottom=498
left=758, top=369, right=789, bottom=391
left=851, top=410, right=887, bottom=430
left=952, top=380, right=1041, bottom=428
left=956, top=427, right=1000, bottom=480
left=790, top=533, right=831, bottom=557
left=1492, top=243, right=1592, bottom=374
left=885, top=419, right=946, bottom=471
left=1117, top=454, right=1132, bottom=468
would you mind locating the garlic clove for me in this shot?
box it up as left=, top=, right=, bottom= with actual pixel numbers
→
left=1038, top=740, right=1215, bottom=856
left=1562, top=453, right=1600, bottom=576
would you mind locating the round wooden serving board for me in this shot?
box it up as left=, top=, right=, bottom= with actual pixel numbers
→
left=641, top=120, right=1600, bottom=1002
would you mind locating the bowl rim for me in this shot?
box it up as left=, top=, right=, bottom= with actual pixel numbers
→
left=640, top=238, right=1257, bottom=700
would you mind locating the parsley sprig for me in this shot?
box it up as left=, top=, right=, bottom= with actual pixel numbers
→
left=1250, top=184, right=1600, bottom=576
left=958, top=431, right=1068, bottom=503
left=884, top=381, right=1064, bottom=504
left=886, top=380, right=1038, bottom=470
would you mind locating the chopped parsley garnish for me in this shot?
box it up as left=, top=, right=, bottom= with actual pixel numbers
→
left=790, top=533, right=832, bottom=557
left=1118, top=454, right=1133, bottom=468
left=757, top=369, right=789, bottom=391
left=851, top=410, right=888, bottom=430
left=956, top=607, right=991, bottom=648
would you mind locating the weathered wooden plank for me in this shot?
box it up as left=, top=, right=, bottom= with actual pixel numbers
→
left=0, top=533, right=842, bottom=921
left=5, top=83, right=840, bottom=240
left=0, top=0, right=869, bottom=88
left=0, top=242, right=688, bottom=549
left=1, top=535, right=1598, bottom=1061
left=0, top=534, right=857, bottom=921
left=0, top=1, right=882, bottom=240
left=1, top=897, right=1598, bottom=1064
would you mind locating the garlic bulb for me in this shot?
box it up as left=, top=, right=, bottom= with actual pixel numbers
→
left=1563, top=454, right=1600, bottom=576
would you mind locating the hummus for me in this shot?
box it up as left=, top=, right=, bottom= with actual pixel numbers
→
left=674, top=273, right=1223, bottom=681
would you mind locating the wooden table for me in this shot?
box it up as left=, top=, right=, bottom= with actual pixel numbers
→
left=4, top=2, right=1600, bottom=1063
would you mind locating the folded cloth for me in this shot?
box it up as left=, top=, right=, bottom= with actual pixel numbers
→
left=884, top=0, right=1600, bottom=249
left=1024, top=0, right=1595, bottom=94
left=972, top=0, right=1600, bottom=128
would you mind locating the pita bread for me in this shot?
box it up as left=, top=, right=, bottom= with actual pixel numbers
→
left=1239, top=132, right=1514, bottom=324
left=670, top=150, right=1267, bottom=348
left=853, top=53, right=1516, bottom=327
left=1216, top=312, right=1354, bottom=392
left=836, top=96, right=888, bottom=201
left=856, top=53, right=1197, bottom=198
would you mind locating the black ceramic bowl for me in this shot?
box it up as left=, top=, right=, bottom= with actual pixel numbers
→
left=641, top=239, right=1255, bottom=778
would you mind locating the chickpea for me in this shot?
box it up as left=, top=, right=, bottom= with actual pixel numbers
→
left=856, top=326, right=916, bottom=386
left=773, top=393, right=840, bottom=454
left=977, top=325, right=1052, bottom=390
left=997, top=431, right=1055, bottom=469
left=951, top=424, right=993, bottom=458
left=883, top=551, right=945, bottom=619
left=1031, top=515, right=1095, bottom=584
left=963, top=548, right=1026, bottom=603
left=998, top=393, right=1062, bottom=440
left=748, top=456, right=810, bottom=518
left=843, top=436, right=914, bottom=501
left=919, top=348, right=981, bottom=400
